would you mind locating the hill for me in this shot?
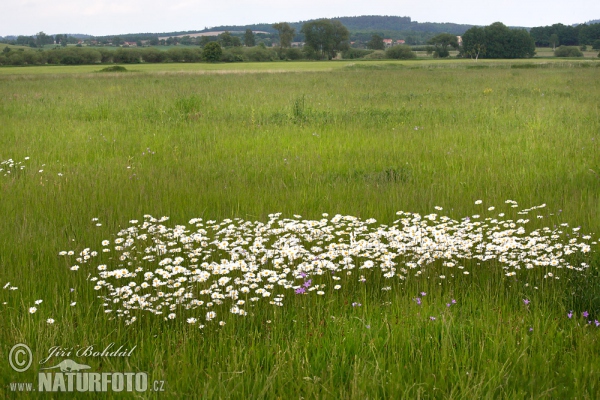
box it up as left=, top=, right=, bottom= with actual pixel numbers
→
left=88, top=15, right=476, bottom=44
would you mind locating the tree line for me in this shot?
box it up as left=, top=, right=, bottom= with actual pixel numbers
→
left=529, top=23, right=600, bottom=48
left=2, top=20, right=598, bottom=66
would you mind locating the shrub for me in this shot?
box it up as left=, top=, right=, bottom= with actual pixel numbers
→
left=342, top=48, right=373, bottom=59
left=363, top=50, right=386, bottom=59
left=244, top=46, right=276, bottom=62
left=113, top=48, right=141, bottom=63
left=386, top=45, right=417, bottom=59
left=220, top=49, right=245, bottom=62
left=98, top=66, right=128, bottom=72
left=554, top=46, right=584, bottom=57
left=141, top=48, right=166, bottom=63
left=592, top=39, right=600, bottom=50
left=281, top=48, right=303, bottom=60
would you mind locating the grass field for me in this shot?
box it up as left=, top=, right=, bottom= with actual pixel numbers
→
left=1, top=60, right=600, bottom=398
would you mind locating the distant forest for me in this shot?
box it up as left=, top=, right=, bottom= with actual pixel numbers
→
left=1, top=15, right=599, bottom=48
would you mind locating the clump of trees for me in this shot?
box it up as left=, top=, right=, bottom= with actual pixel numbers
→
left=530, top=23, right=600, bottom=47
left=301, top=19, right=349, bottom=60
left=461, top=22, right=535, bottom=59
left=426, top=33, right=459, bottom=58
left=554, top=46, right=584, bottom=57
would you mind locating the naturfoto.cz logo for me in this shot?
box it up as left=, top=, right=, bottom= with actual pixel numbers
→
left=8, top=343, right=165, bottom=393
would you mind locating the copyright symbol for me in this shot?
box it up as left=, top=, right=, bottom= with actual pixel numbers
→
left=9, top=343, right=32, bottom=372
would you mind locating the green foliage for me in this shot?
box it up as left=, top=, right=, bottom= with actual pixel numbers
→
left=554, top=46, right=584, bottom=57
left=385, top=45, right=416, bottom=59
left=218, top=31, right=241, bottom=48
left=202, top=42, right=222, bottom=62
left=97, top=65, right=128, bottom=72
left=342, top=48, right=373, bottom=59
left=272, top=22, right=296, bottom=48
left=113, top=48, right=141, bottom=63
left=593, top=39, right=600, bottom=50
left=363, top=50, right=387, bottom=59
left=367, top=34, right=385, bottom=50
left=280, top=47, right=303, bottom=60
left=461, top=26, right=486, bottom=60
left=529, top=22, right=600, bottom=47
left=301, top=19, right=350, bottom=60
left=220, top=49, right=245, bottom=62
left=140, top=47, right=167, bottom=63
left=462, top=22, right=535, bottom=59
left=427, top=33, right=459, bottom=58
left=244, top=46, right=276, bottom=61
left=166, top=47, right=202, bottom=62
left=244, top=29, right=255, bottom=47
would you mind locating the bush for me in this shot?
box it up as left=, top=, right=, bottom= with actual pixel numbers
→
left=113, top=48, right=142, bottom=63
left=220, top=49, right=245, bottom=62
left=281, top=48, right=303, bottom=60
left=554, top=46, right=584, bottom=57
left=342, top=48, right=373, bottom=59
left=166, top=48, right=201, bottom=62
left=98, top=66, right=128, bottom=72
left=363, top=50, right=386, bottom=60
left=592, top=39, right=600, bottom=50
left=386, top=45, right=416, bottom=60
left=244, top=47, right=276, bottom=62
left=141, top=48, right=166, bottom=63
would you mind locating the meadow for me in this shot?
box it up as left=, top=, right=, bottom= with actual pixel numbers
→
left=1, top=59, right=600, bottom=398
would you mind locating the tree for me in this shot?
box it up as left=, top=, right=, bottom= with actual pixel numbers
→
left=244, top=29, right=255, bottom=47
left=202, top=41, right=222, bottom=62
left=35, top=31, right=53, bottom=47
left=301, top=19, right=349, bottom=60
left=461, top=26, right=486, bottom=61
left=272, top=22, right=295, bottom=49
left=549, top=33, right=559, bottom=50
left=427, top=33, right=458, bottom=58
left=367, top=34, right=385, bottom=50
left=218, top=31, right=240, bottom=47
left=2, top=46, right=10, bottom=54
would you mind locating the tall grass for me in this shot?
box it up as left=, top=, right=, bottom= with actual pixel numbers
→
left=1, top=61, right=599, bottom=398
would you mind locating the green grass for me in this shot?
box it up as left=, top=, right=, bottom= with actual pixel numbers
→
left=1, top=60, right=599, bottom=398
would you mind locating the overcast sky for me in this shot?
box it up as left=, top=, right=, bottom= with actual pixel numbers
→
left=2, top=0, right=599, bottom=37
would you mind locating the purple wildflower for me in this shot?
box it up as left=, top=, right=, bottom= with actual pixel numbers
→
left=595, top=320, right=599, bottom=327
left=568, top=311, right=573, bottom=319
left=446, top=303, right=451, bottom=308
left=295, top=287, right=306, bottom=294
left=529, top=327, right=533, bottom=332
left=366, top=325, right=371, bottom=329
left=420, top=292, right=427, bottom=296
left=583, top=311, right=589, bottom=318
left=451, top=299, right=457, bottom=304
left=430, top=316, right=436, bottom=321
left=303, top=279, right=312, bottom=288
left=414, top=298, right=422, bottom=305
left=299, top=272, right=307, bottom=278
left=523, top=299, right=530, bottom=305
